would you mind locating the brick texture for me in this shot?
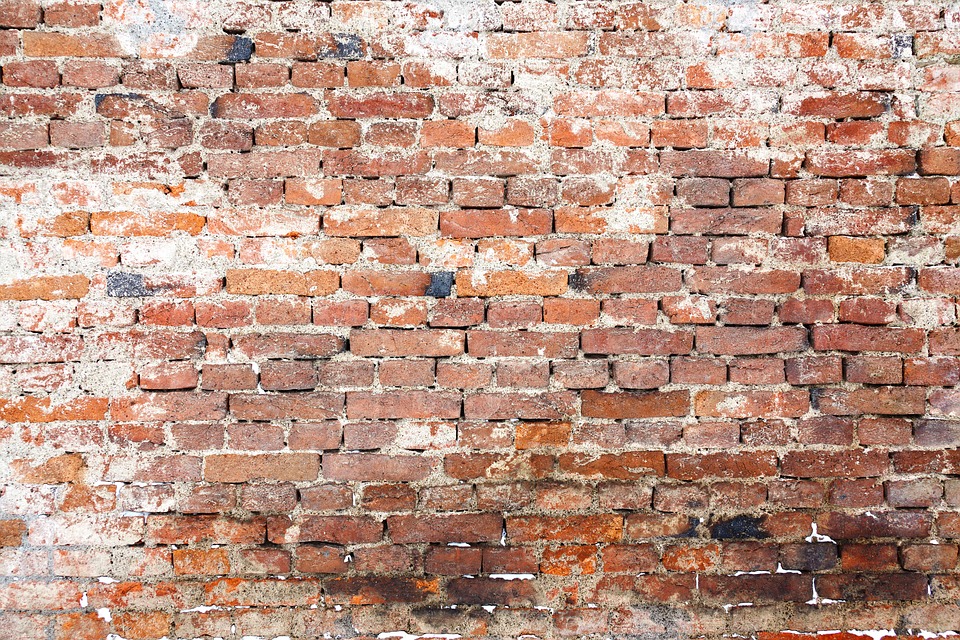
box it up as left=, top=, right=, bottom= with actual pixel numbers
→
left=1, top=0, right=960, bottom=637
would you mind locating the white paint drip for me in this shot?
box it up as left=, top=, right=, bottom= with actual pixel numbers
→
left=378, top=634, right=461, bottom=640
left=848, top=631, right=896, bottom=640
left=181, top=605, right=223, bottom=613
left=806, top=523, right=836, bottom=543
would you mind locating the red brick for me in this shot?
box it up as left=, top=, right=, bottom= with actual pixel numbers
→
left=812, top=325, right=924, bottom=353
left=229, top=393, right=343, bottom=421
left=388, top=513, right=502, bottom=544
left=696, top=326, right=807, bottom=355
left=203, top=454, right=319, bottom=483
left=582, top=390, right=689, bottom=418
left=700, top=575, right=812, bottom=604
left=507, top=515, right=622, bottom=544
left=667, top=451, right=778, bottom=480
left=582, top=328, right=693, bottom=355
left=787, top=91, right=888, bottom=118
left=464, top=391, right=576, bottom=420
left=559, top=451, right=664, bottom=479
left=291, top=62, right=344, bottom=88
left=212, top=94, right=318, bottom=119
left=424, top=546, right=482, bottom=575
left=695, top=390, right=809, bottom=418
left=267, top=516, right=381, bottom=545
left=572, top=266, right=681, bottom=293
left=816, top=387, right=926, bottom=416
left=806, top=150, right=917, bottom=177
left=3, top=60, right=59, bottom=88
left=350, top=329, right=463, bottom=357
left=593, top=238, right=649, bottom=264
left=919, top=148, right=960, bottom=175
left=422, top=120, right=475, bottom=148
left=456, top=270, right=567, bottom=297
left=661, top=150, right=769, bottom=177
left=308, top=120, right=361, bottom=147
left=687, top=267, right=800, bottom=294
left=323, top=454, right=434, bottom=482
left=440, top=208, right=551, bottom=238
left=676, top=177, right=729, bottom=206
left=327, top=92, right=434, bottom=118
left=446, top=452, right=552, bottom=481
left=347, top=391, right=460, bottom=419
left=232, top=333, right=343, bottom=359
left=0, top=0, right=40, bottom=27
left=487, top=32, right=588, bottom=58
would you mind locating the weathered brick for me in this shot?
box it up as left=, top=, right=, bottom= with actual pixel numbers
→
left=0, top=275, right=88, bottom=301
left=582, top=388, right=689, bottom=420
left=812, top=326, right=924, bottom=353
left=388, top=513, right=502, bottom=543
left=350, top=329, right=463, bottom=357
left=229, top=393, right=344, bottom=421
left=806, top=150, right=917, bottom=177
left=226, top=269, right=338, bottom=296
left=325, top=207, right=436, bottom=236
left=696, top=327, right=808, bottom=355
left=667, top=452, right=778, bottom=480
left=204, top=454, right=320, bottom=483
left=572, top=266, right=682, bottom=293
left=508, top=515, right=623, bottom=544
left=323, top=454, right=434, bottom=482
left=456, top=270, right=568, bottom=297
left=695, top=390, right=809, bottom=418
left=213, top=94, right=318, bottom=119
left=559, top=451, right=665, bottom=479
left=324, top=576, right=438, bottom=604
left=582, top=328, right=693, bottom=355
left=441, top=208, right=551, bottom=238
left=327, top=92, right=434, bottom=118
left=347, top=391, right=460, bottom=419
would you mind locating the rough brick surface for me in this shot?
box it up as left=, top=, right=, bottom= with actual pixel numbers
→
left=1, top=0, right=960, bottom=637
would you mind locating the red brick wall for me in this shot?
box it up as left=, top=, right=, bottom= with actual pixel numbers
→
left=2, top=0, right=960, bottom=636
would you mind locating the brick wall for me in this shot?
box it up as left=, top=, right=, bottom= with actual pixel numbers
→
left=1, top=0, right=960, bottom=637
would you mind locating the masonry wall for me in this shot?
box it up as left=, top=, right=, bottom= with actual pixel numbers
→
left=1, top=0, right=960, bottom=637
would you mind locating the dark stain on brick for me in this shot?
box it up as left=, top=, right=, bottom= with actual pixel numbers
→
left=94, top=92, right=143, bottom=111
left=710, top=515, right=768, bottom=539
left=107, top=272, right=152, bottom=298
left=425, top=272, right=454, bottom=298
left=892, top=34, right=914, bottom=58
left=780, top=542, right=838, bottom=572
left=568, top=271, right=588, bottom=291
left=332, top=33, right=363, bottom=59
left=447, top=576, right=539, bottom=606
left=324, top=576, right=436, bottom=604
left=226, top=37, right=253, bottom=63
left=907, top=205, right=921, bottom=227
left=677, top=516, right=700, bottom=537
